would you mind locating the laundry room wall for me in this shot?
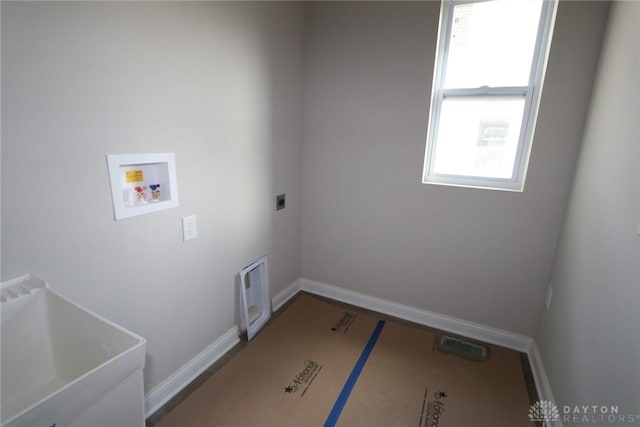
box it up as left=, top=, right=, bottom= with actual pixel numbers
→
left=1, top=1, right=304, bottom=392
left=535, top=0, right=640, bottom=415
left=300, top=1, right=610, bottom=335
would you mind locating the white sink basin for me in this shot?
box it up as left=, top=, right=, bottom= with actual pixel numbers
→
left=1, top=275, right=146, bottom=427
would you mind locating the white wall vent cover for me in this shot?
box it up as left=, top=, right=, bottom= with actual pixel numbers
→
left=239, top=256, right=271, bottom=341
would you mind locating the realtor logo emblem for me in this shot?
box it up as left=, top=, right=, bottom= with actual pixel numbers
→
left=529, top=400, right=560, bottom=422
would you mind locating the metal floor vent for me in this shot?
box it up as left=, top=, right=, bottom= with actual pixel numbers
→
left=434, top=334, right=490, bottom=361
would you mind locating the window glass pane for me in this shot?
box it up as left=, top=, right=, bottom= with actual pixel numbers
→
left=432, top=97, right=525, bottom=179
left=444, top=0, right=543, bottom=89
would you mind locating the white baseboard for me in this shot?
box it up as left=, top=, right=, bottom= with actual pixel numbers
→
left=297, top=278, right=561, bottom=419
left=528, top=342, right=563, bottom=425
left=299, top=278, right=533, bottom=353
left=145, top=278, right=303, bottom=418
left=272, top=278, right=302, bottom=312
left=145, top=277, right=555, bottom=422
left=144, top=325, right=241, bottom=418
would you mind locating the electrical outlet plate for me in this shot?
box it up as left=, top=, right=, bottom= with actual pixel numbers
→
left=182, top=215, right=197, bottom=241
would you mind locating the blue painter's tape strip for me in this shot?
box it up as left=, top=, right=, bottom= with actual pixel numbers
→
left=324, top=320, right=386, bottom=427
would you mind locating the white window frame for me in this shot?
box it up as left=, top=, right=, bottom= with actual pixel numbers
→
left=422, top=0, right=558, bottom=191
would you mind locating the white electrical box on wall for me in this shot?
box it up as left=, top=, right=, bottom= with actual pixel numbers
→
left=106, top=153, right=179, bottom=220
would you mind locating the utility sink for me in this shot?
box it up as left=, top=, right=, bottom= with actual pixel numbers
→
left=1, top=274, right=146, bottom=427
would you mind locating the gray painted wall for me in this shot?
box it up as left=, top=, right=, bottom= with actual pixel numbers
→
left=2, top=0, right=627, bottom=411
left=1, top=1, right=304, bottom=391
left=535, top=0, right=640, bottom=415
left=301, top=1, right=609, bottom=335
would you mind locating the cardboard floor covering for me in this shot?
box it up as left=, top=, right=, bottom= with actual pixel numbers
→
left=155, top=294, right=535, bottom=427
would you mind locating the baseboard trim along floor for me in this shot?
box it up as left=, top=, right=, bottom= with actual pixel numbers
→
left=296, top=278, right=533, bottom=352
left=144, top=325, right=241, bottom=418
left=152, top=294, right=536, bottom=426
left=145, top=277, right=557, bottom=423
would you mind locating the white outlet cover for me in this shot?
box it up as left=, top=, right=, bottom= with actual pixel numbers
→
left=182, top=215, right=197, bottom=241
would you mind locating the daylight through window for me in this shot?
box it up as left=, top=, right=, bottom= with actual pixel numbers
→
left=423, top=0, right=557, bottom=191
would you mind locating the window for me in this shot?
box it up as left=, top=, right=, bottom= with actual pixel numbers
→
left=423, top=0, right=557, bottom=191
